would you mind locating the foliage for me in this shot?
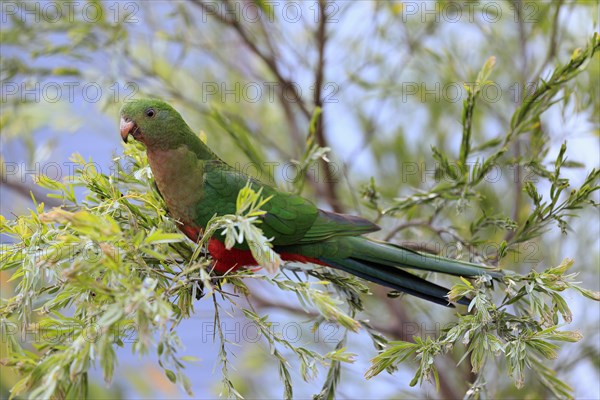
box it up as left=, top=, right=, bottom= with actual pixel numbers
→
left=362, top=34, right=600, bottom=399
left=0, top=146, right=362, bottom=399
left=367, top=261, right=596, bottom=399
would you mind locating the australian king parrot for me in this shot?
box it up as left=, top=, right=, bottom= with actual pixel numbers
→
left=119, top=98, right=501, bottom=307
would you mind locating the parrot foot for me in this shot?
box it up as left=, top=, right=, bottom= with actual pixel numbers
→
left=192, top=277, right=222, bottom=300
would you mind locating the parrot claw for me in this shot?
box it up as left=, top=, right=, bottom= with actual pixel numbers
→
left=192, top=277, right=222, bottom=300
left=193, top=281, right=205, bottom=300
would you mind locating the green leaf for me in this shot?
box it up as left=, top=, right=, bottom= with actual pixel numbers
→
left=165, top=369, right=177, bottom=383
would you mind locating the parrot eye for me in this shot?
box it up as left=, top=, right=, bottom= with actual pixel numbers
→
left=145, top=108, right=156, bottom=118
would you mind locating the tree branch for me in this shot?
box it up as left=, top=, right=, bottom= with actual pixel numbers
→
left=189, top=0, right=310, bottom=118
left=1, top=179, right=62, bottom=208
left=312, top=0, right=343, bottom=212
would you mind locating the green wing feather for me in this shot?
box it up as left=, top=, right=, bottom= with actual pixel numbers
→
left=195, top=161, right=378, bottom=247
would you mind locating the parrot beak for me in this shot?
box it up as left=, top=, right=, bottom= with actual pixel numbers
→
left=120, top=117, right=134, bottom=143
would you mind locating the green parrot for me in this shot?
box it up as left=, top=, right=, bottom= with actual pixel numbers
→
left=120, top=98, right=501, bottom=307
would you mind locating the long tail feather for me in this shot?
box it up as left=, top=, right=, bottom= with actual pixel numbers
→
left=346, top=237, right=503, bottom=279
left=316, top=236, right=503, bottom=306
left=322, top=257, right=469, bottom=307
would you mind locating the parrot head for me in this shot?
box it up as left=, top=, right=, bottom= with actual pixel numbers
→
left=119, top=98, right=192, bottom=147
